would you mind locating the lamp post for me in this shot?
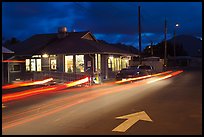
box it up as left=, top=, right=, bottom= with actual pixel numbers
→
left=164, top=18, right=167, bottom=69
left=173, top=23, right=179, bottom=58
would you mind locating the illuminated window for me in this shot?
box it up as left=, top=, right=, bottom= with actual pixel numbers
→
left=31, top=59, right=36, bottom=71
left=26, top=59, right=30, bottom=71
left=108, top=56, right=121, bottom=71
left=95, top=54, right=101, bottom=72
left=121, top=58, right=129, bottom=69
left=119, top=58, right=121, bottom=70
left=112, top=58, right=116, bottom=71
left=98, top=54, right=101, bottom=71
left=36, top=59, right=41, bottom=71
left=95, top=54, right=98, bottom=71
left=42, top=54, right=49, bottom=58
left=116, top=58, right=120, bottom=71
left=50, top=59, right=57, bottom=70
left=108, top=58, right=112, bottom=69
left=109, top=57, right=120, bottom=71
left=65, top=55, right=73, bottom=73
left=76, top=55, right=84, bottom=73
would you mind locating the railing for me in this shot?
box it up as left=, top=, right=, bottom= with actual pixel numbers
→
left=33, top=71, right=89, bottom=83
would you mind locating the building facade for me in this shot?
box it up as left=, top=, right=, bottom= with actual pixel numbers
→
left=4, top=27, right=138, bottom=84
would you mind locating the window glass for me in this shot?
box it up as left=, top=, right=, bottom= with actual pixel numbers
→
left=76, top=55, right=84, bottom=73
left=98, top=54, right=101, bottom=71
left=121, top=58, right=129, bottom=69
left=108, top=58, right=112, bottom=69
left=13, top=65, right=20, bottom=71
left=31, top=59, right=36, bottom=71
left=65, top=55, right=73, bottom=73
left=95, top=54, right=101, bottom=72
left=95, top=54, right=98, bottom=72
left=116, top=58, right=120, bottom=71
left=50, top=59, right=57, bottom=70
left=36, top=59, right=41, bottom=71
left=10, top=64, right=21, bottom=72
left=26, top=59, right=30, bottom=71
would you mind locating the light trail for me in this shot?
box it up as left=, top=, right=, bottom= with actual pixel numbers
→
left=2, top=60, right=25, bottom=63
left=2, top=78, right=150, bottom=130
left=2, top=70, right=183, bottom=130
left=2, top=78, right=54, bottom=90
left=2, top=77, right=89, bottom=103
left=147, top=70, right=183, bottom=84
left=115, top=70, right=172, bottom=84
left=2, top=82, right=117, bottom=121
left=65, top=77, right=89, bottom=87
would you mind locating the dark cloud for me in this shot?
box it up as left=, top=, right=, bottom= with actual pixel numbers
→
left=2, top=2, right=202, bottom=49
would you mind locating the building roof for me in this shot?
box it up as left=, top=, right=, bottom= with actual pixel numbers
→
left=7, top=31, right=137, bottom=56
left=2, top=46, right=14, bottom=54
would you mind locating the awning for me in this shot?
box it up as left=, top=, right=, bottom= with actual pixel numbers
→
left=2, top=46, right=14, bottom=54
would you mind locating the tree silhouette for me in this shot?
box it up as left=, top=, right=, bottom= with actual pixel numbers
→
left=3, top=37, right=21, bottom=47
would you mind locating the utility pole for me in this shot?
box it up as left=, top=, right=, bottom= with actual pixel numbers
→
left=173, top=29, right=176, bottom=58
left=173, top=23, right=179, bottom=58
left=138, top=5, right=142, bottom=65
left=164, top=18, right=167, bottom=69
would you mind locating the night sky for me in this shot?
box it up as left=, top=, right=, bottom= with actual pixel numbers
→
left=2, top=2, right=202, bottom=49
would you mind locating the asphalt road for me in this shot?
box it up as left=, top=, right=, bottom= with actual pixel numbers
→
left=2, top=67, right=202, bottom=135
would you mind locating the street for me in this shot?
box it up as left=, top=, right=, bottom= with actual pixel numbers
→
left=2, top=67, right=202, bottom=135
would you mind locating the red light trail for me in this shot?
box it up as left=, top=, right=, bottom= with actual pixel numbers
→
left=2, top=70, right=183, bottom=130
left=2, top=77, right=89, bottom=103
left=2, top=78, right=54, bottom=90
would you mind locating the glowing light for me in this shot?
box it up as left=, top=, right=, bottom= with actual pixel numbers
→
left=175, top=23, right=179, bottom=27
left=147, top=75, right=172, bottom=84
left=2, top=72, right=183, bottom=130
left=109, top=56, right=113, bottom=60
left=2, top=78, right=54, bottom=89
left=147, top=70, right=183, bottom=84
left=31, top=78, right=54, bottom=85
left=2, top=60, right=25, bottom=63
left=65, top=77, right=89, bottom=87
left=2, top=87, right=57, bottom=103
left=42, top=54, right=49, bottom=58
left=116, top=75, right=152, bottom=84
left=2, top=77, right=90, bottom=103
left=115, top=71, right=172, bottom=84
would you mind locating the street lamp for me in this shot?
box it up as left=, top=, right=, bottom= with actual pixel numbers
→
left=173, top=23, right=179, bottom=58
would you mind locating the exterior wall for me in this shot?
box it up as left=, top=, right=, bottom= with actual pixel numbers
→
left=101, top=54, right=108, bottom=80
left=5, top=53, right=134, bottom=84
left=7, top=62, right=33, bottom=83
left=2, top=63, right=8, bottom=84
left=84, top=54, right=94, bottom=76
left=41, top=56, right=50, bottom=71
left=57, top=54, right=64, bottom=72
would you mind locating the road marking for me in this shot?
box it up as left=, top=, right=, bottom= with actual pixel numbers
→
left=112, top=111, right=153, bottom=132
left=2, top=104, right=6, bottom=109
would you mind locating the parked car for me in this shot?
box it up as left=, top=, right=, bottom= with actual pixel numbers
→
left=115, top=65, right=154, bottom=81
left=137, top=65, right=154, bottom=75
left=115, top=66, right=139, bottom=81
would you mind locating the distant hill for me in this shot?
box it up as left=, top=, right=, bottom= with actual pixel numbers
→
left=98, top=40, right=139, bottom=54
left=167, top=35, right=202, bottom=57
